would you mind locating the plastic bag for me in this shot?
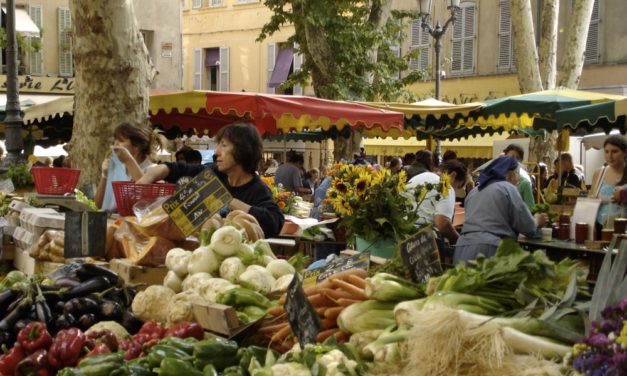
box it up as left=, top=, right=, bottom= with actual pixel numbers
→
left=102, top=151, right=130, bottom=213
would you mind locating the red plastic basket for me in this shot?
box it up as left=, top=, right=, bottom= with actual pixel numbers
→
left=31, top=167, right=81, bottom=195
left=112, top=181, right=176, bottom=217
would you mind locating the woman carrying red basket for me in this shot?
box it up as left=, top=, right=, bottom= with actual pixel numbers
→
left=95, top=123, right=167, bottom=213
left=137, top=122, right=284, bottom=238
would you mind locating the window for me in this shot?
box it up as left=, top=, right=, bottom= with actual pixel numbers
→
left=192, top=0, right=202, bottom=9
left=204, top=48, right=219, bottom=90
left=237, top=0, right=258, bottom=3
left=209, top=0, right=224, bottom=7
left=193, top=48, right=202, bottom=89
left=58, top=7, right=73, bottom=77
left=585, top=0, right=600, bottom=64
left=28, top=4, right=43, bottom=75
left=451, top=2, right=475, bottom=75
left=293, top=43, right=303, bottom=95
left=267, top=43, right=276, bottom=94
left=219, top=47, right=229, bottom=91
left=410, top=19, right=430, bottom=72
left=497, top=0, right=514, bottom=71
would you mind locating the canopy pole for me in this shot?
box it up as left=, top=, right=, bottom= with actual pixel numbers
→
left=282, top=133, right=287, bottom=163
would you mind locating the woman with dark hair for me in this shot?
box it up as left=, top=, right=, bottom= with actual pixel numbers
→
left=138, top=122, right=284, bottom=238
left=454, top=156, right=547, bottom=263
left=95, top=122, right=167, bottom=212
left=590, top=134, right=627, bottom=238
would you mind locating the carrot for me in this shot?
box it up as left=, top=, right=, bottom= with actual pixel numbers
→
left=337, top=298, right=361, bottom=307
left=317, top=279, right=333, bottom=290
left=267, top=305, right=285, bottom=317
left=320, top=288, right=354, bottom=301
left=330, top=268, right=368, bottom=280
left=315, top=306, right=329, bottom=316
left=257, top=322, right=291, bottom=335
left=346, top=274, right=367, bottom=289
left=334, top=331, right=350, bottom=343
left=316, top=328, right=340, bottom=343
left=323, top=306, right=344, bottom=321
left=321, top=318, right=337, bottom=330
left=270, top=323, right=292, bottom=343
left=308, top=293, right=335, bottom=307
left=304, top=285, right=319, bottom=296
left=330, top=278, right=367, bottom=300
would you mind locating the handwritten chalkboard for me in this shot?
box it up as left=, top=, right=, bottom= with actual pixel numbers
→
left=302, top=252, right=369, bottom=286
left=284, top=274, right=320, bottom=347
left=399, top=226, right=442, bottom=283
left=64, top=212, right=107, bottom=258
left=162, top=169, right=232, bottom=236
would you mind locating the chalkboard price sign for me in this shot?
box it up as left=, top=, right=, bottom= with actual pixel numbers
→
left=399, top=226, right=442, bottom=283
left=162, top=169, right=232, bottom=236
left=284, top=273, right=320, bottom=347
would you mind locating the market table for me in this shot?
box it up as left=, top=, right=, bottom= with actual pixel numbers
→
left=517, top=237, right=608, bottom=281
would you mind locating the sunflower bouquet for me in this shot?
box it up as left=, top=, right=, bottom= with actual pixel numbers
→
left=326, top=164, right=450, bottom=242
left=261, top=176, right=295, bottom=214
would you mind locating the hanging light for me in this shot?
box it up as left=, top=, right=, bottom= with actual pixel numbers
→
left=418, top=0, right=433, bottom=16
left=448, top=0, right=461, bottom=9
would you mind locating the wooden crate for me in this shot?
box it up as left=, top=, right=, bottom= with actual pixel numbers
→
left=109, top=258, right=168, bottom=289
left=14, top=248, right=64, bottom=276
left=192, top=303, right=255, bottom=338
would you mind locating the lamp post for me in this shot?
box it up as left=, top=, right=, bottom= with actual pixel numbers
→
left=1, top=0, right=24, bottom=171
left=419, top=0, right=460, bottom=164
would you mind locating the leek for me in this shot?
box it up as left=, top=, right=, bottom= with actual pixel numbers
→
left=337, top=300, right=396, bottom=334
left=364, top=273, right=423, bottom=302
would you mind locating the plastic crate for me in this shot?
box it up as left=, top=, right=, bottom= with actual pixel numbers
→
left=112, top=181, right=176, bottom=217
left=31, top=167, right=81, bottom=195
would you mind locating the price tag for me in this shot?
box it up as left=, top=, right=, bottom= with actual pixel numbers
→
left=399, top=226, right=442, bottom=283
left=162, top=169, right=232, bottom=236
left=302, top=252, right=369, bottom=287
left=284, top=274, right=320, bottom=347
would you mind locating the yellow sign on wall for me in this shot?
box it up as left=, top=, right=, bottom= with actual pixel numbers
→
left=0, top=75, right=74, bottom=94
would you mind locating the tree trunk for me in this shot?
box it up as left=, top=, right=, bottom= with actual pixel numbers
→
left=510, top=0, right=543, bottom=93
left=557, top=0, right=595, bottom=88
left=67, top=0, right=154, bottom=189
left=538, top=0, right=558, bottom=90
left=364, top=0, right=392, bottom=86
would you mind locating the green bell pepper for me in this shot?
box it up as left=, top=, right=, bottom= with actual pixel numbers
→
left=159, top=336, right=197, bottom=355
left=216, top=287, right=271, bottom=308
left=128, top=365, right=153, bottom=376
left=78, top=352, right=125, bottom=376
left=56, top=369, right=85, bottom=376
left=147, top=345, right=191, bottom=369
left=192, top=337, right=239, bottom=371
left=203, top=364, right=218, bottom=376
left=222, top=366, right=246, bottom=376
left=156, top=357, right=202, bottom=376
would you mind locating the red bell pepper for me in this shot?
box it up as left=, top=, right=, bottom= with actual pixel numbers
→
left=0, top=344, right=25, bottom=375
left=164, top=321, right=204, bottom=340
left=17, top=323, right=53, bottom=354
left=15, top=348, right=50, bottom=376
left=82, top=343, right=111, bottom=360
left=137, top=321, right=165, bottom=340
left=47, top=327, right=85, bottom=369
left=119, top=339, right=143, bottom=360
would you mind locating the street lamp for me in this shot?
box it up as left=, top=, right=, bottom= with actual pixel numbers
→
left=419, top=0, right=460, bottom=164
left=1, top=0, right=24, bottom=171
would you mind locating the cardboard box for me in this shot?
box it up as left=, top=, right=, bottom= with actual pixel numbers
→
left=109, top=258, right=168, bottom=289
left=192, top=303, right=255, bottom=337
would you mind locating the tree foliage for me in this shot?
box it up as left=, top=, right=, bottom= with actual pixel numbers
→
left=258, top=0, right=423, bottom=101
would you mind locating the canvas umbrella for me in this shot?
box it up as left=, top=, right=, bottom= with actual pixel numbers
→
left=149, top=91, right=405, bottom=138
left=555, top=97, right=627, bottom=134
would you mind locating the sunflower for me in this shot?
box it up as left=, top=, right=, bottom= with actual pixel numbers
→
left=416, top=186, right=428, bottom=202
left=333, top=197, right=353, bottom=216
left=354, top=173, right=371, bottom=196
left=440, top=173, right=451, bottom=199
left=396, top=171, right=407, bottom=192
left=277, top=201, right=286, bottom=209
left=333, top=179, right=349, bottom=195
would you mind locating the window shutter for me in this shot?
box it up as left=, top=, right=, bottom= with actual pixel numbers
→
left=192, top=0, right=202, bottom=9
left=193, top=48, right=202, bottom=89
left=451, top=3, right=475, bottom=75
left=585, top=0, right=600, bottom=64
left=57, top=8, right=73, bottom=77
left=267, top=43, right=276, bottom=93
left=29, top=5, right=43, bottom=75
left=293, top=43, right=303, bottom=96
left=410, top=19, right=430, bottom=71
left=219, top=46, right=229, bottom=92
left=497, top=0, right=513, bottom=70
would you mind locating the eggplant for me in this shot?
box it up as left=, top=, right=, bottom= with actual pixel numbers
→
left=63, top=276, right=112, bottom=299
left=54, top=313, right=76, bottom=331
left=99, top=300, right=123, bottom=320
left=77, top=313, right=97, bottom=331
left=0, top=294, right=33, bottom=332
left=35, top=285, right=53, bottom=327
left=76, top=297, right=99, bottom=315
left=0, top=289, right=18, bottom=316
left=121, top=309, right=142, bottom=334
left=54, top=300, right=66, bottom=314
left=14, top=319, right=32, bottom=334
left=53, top=277, right=81, bottom=289
left=0, top=330, right=14, bottom=347
left=76, top=263, right=120, bottom=286
left=63, top=298, right=81, bottom=315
